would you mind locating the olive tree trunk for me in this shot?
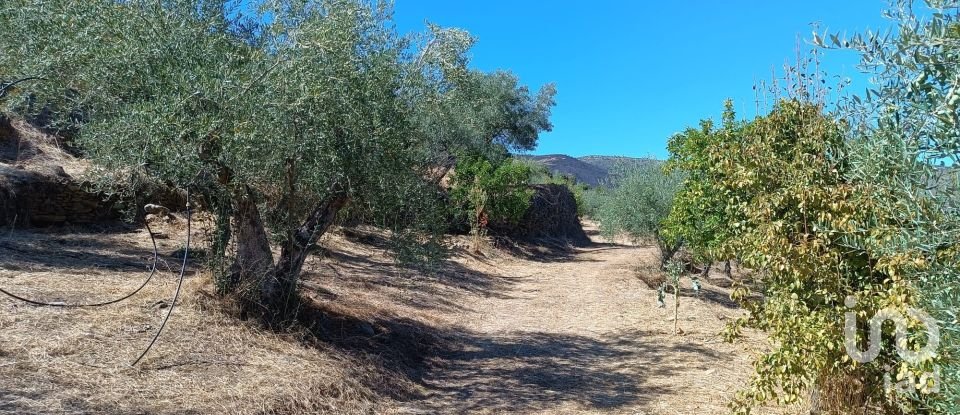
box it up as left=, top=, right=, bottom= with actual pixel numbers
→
left=228, top=187, right=348, bottom=320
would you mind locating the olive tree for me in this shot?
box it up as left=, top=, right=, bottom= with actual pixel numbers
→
left=593, top=161, right=684, bottom=267
left=0, top=0, right=553, bottom=320
left=814, top=1, right=960, bottom=411
left=419, top=72, right=555, bottom=187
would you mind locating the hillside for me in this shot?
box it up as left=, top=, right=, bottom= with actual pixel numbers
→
left=520, top=154, right=609, bottom=186
left=519, top=154, right=660, bottom=187
left=578, top=155, right=659, bottom=172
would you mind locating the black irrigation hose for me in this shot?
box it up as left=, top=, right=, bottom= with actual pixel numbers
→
left=131, top=190, right=191, bottom=367
left=0, top=221, right=160, bottom=307
left=0, top=76, right=45, bottom=99
left=0, top=189, right=193, bottom=367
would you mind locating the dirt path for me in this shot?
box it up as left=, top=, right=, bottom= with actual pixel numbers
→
left=398, top=229, right=775, bottom=415
left=0, top=221, right=781, bottom=414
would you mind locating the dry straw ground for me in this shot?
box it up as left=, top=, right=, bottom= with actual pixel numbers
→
left=0, top=217, right=798, bottom=414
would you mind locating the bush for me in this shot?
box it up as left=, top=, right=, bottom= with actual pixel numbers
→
left=666, top=91, right=947, bottom=414
left=674, top=89, right=951, bottom=414
left=591, top=161, right=683, bottom=266
left=819, top=3, right=960, bottom=412
left=449, top=155, right=534, bottom=247
left=663, top=101, right=745, bottom=266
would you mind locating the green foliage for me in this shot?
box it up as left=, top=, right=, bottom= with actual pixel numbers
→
left=682, top=84, right=950, bottom=414
left=816, top=2, right=960, bottom=412
left=582, top=186, right=609, bottom=219
left=0, top=0, right=434, bottom=228
left=663, top=100, right=745, bottom=263
left=664, top=5, right=960, bottom=408
left=0, top=0, right=554, bottom=314
left=414, top=55, right=557, bottom=173
left=449, top=155, right=534, bottom=235
left=713, top=100, right=903, bottom=412
left=591, top=161, right=683, bottom=263
left=659, top=259, right=701, bottom=335
left=666, top=86, right=950, bottom=414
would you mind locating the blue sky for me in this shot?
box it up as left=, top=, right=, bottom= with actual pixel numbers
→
left=390, top=1, right=895, bottom=159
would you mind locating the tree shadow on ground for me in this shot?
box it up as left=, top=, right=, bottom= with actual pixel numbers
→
left=293, top=304, right=441, bottom=400
left=0, top=387, right=47, bottom=414
left=295, top=298, right=722, bottom=414
left=296, top=227, right=732, bottom=413
left=660, top=284, right=741, bottom=311
left=411, top=328, right=721, bottom=414
left=0, top=222, right=188, bottom=273
left=308, top=248, right=520, bottom=315
left=491, top=236, right=621, bottom=264
left=691, top=285, right=740, bottom=309
left=0, top=381, right=139, bottom=415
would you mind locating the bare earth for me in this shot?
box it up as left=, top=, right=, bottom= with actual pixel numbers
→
left=0, top=219, right=791, bottom=414
left=387, top=226, right=777, bottom=415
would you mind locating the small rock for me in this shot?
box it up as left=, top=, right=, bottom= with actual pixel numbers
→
left=144, top=204, right=170, bottom=217
left=358, top=322, right=376, bottom=337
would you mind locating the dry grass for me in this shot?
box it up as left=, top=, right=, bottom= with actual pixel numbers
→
left=0, top=220, right=390, bottom=414
left=0, top=118, right=87, bottom=177
left=807, top=371, right=888, bottom=415
left=0, top=216, right=808, bottom=414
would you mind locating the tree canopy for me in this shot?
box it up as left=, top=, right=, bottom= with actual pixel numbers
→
left=0, top=0, right=555, bottom=318
left=663, top=101, right=745, bottom=264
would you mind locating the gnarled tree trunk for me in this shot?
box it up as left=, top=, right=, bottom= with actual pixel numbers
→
left=655, top=231, right=683, bottom=269
left=228, top=186, right=348, bottom=321
left=228, top=187, right=276, bottom=304
left=267, top=194, right=348, bottom=316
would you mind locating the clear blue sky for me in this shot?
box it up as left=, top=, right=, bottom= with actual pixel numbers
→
left=390, top=1, right=895, bottom=159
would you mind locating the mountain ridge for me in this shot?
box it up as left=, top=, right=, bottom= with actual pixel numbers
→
left=517, top=154, right=660, bottom=187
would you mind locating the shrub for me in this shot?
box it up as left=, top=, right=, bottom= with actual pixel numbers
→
left=816, top=2, right=960, bottom=412
left=449, top=155, right=534, bottom=248
left=591, top=161, right=683, bottom=266
left=663, top=101, right=746, bottom=266
left=666, top=92, right=945, bottom=414
left=693, top=94, right=945, bottom=414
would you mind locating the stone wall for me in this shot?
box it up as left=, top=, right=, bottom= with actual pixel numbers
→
left=0, top=164, right=116, bottom=226
left=0, top=115, right=187, bottom=227
left=499, top=184, right=589, bottom=244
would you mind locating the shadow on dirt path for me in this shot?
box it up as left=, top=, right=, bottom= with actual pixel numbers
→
left=358, top=226, right=769, bottom=415
left=411, top=328, right=721, bottom=414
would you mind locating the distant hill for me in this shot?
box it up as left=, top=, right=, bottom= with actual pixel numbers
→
left=518, top=154, right=659, bottom=187
left=519, top=154, right=608, bottom=186
left=578, top=155, right=657, bottom=172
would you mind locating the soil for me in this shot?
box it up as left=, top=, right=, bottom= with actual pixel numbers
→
left=0, top=218, right=794, bottom=414
left=382, top=224, right=778, bottom=414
